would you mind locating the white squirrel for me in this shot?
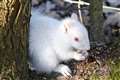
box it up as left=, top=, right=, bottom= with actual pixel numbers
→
left=29, top=10, right=90, bottom=77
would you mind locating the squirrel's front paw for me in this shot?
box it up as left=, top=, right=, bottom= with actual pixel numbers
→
left=73, top=51, right=88, bottom=61
left=54, top=64, right=72, bottom=77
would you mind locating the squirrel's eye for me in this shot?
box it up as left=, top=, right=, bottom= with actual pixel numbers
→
left=74, top=37, right=79, bottom=42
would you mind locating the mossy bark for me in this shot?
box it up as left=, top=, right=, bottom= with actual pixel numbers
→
left=0, top=0, right=31, bottom=80
left=89, top=0, right=104, bottom=44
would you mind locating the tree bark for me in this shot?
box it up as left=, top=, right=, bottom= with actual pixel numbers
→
left=0, top=0, right=31, bottom=80
left=89, top=0, right=104, bottom=45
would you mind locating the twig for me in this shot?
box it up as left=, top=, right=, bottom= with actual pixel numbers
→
left=78, top=0, right=83, bottom=23
left=64, top=0, right=120, bottom=12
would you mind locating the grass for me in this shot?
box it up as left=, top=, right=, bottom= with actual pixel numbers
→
left=90, top=59, right=120, bottom=80
left=108, top=59, right=120, bottom=80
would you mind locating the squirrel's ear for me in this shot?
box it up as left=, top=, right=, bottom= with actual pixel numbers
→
left=71, top=13, right=78, bottom=20
left=63, top=20, right=70, bottom=33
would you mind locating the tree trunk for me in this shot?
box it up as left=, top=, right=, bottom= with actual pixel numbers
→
left=0, top=0, right=31, bottom=80
left=89, top=0, right=104, bottom=45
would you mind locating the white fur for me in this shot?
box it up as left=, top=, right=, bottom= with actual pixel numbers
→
left=29, top=10, right=90, bottom=76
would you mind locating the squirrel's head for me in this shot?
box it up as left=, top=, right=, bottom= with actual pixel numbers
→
left=61, top=13, right=90, bottom=51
